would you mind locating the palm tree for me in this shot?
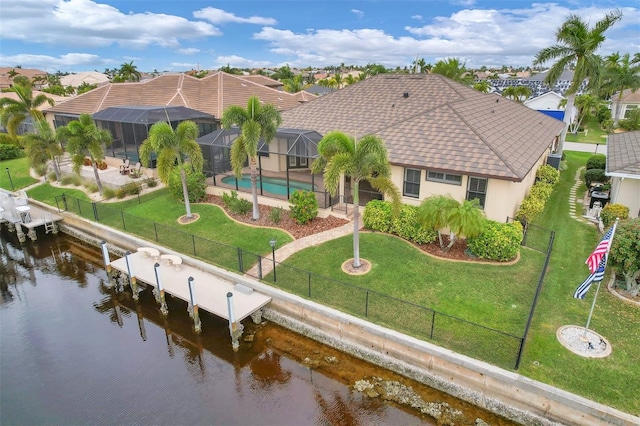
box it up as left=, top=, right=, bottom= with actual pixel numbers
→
left=572, top=94, right=600, bottom=133
left=221, top=96, right=282, bottom=220
left=114, top=61, right=142, bottom=82
left=139, top=120, right=203, bottom=219
left=533, top=9, right=623, bottom=154
left=311, top=131, right=401, bottom=269
left=473, top=81, right=491, bottom=93
left=22, top=119, right=64, bottom=181
left=0, top=77, right=55, bottom=138
left=57, top=114, right=112, bottom=196
left=501, top=85, right=532, bottom=103
left=417, top=195, right=459, bottom=250
left=431, top=58, right=473, bottom=85
left=283, top=75, right=304, bottom=93
left=601, top=52, right=640, bottom=125
left=446, top=199, right=486, bottom=252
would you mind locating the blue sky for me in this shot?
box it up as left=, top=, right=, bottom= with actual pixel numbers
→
left=1, top=0, right=638, bottom=73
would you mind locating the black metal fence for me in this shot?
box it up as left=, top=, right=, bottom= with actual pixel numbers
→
left=54, top=193, right=554, bottom=370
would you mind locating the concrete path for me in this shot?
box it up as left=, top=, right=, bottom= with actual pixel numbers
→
left=564, top=141, right=606, bottom=154
left=246, top=215, right=362, bottom=277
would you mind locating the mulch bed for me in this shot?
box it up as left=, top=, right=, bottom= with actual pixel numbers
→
left=205, top=195, right=496, bottom=263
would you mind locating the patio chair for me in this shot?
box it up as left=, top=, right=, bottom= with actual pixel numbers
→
left=131, top=162, right=142, bottom=178
left=120, top=159, right=130, bottom=175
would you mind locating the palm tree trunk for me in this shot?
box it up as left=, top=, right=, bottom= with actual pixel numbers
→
left=180, top=168, right=192, bottom=218
left=445, top=232, right=456, bottom=252
left=249, top=157, right=260, bottom=220
left=613, top=90, right=624, bottom=126
left=92, top=162, right=103, bottom=196
left=437, top=231, right=444, bottom=250
left=558, top=93, right=575, bottom=154
left=352, top=179, right=361, bottom=268
left=51, top=155, right=61, bottom=181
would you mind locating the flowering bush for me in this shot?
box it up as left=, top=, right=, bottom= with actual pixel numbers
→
left=289, top=190, right=318, bottom=224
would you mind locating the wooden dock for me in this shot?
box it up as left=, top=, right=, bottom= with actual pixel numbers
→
left=0, top=189, right=63, bottom=241
left=107, top=248, right=271, bottom=349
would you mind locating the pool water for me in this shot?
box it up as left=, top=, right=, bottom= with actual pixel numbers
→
left=222, top=174, right=316, bottom=195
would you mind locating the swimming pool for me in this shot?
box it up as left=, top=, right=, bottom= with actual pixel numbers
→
left=221, top=174, right=317, bottom=196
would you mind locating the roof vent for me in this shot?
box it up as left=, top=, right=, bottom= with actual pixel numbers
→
left=403, top=92, right=409, bottom=98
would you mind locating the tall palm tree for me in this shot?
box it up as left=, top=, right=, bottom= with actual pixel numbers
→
left=57, top=114, right=112, bottom=196
left=602, top=52, right=640, bottom=125
left=311, top=131, right=401, bottom=269
left=22, top=119, right=64, bottom=181
left=533, top=9, right=623, bottom=154
left=114, top=61, right=142, bottom=82
left=221, top=96, right=282, bottom=220
left=139, top=120, right=203, bottom=219
left=0, top=77, right=55, bottom=138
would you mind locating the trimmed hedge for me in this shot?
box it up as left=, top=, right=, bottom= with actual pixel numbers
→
left=363, top=200, right=437, bottom=245
left=468, top=220, right=523, bottom=261
left=0, top=144, right=22, bottom=161
left=586, top=154, right=606, bottom=170
left=516, top=164, right=561, bottom=224
left=536, top=164, right=560, bottom=185
left=584, top=168, right=607, bottom=187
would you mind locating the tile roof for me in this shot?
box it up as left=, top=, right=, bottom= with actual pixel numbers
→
left=45, top=72, right=301, bottom=118
left=281, top=74, right=565, bottom=181
left=239, top=74, right=283, bottom=88
left=606, top=130, right=640, bottom=177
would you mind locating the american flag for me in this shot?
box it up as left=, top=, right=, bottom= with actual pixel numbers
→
left=585, top=223, right=617, bottom=274
left=574, top=255, right=607, bottom=299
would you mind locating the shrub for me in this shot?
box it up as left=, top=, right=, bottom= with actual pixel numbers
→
left=0, top=144, right=22, bottom=160
left=116, top=188, right=126, bottom=199
left=61, top=174, right=82, bottom=186
left=600, top=203, right=630, bottom=228
left=609, top=218, right=640, bottom=295
left=536, top=164, right=560, bottom=185
left=121, top=182, right=141, bottom=196
left=98, top=161, right=108, bottom=170
left=619, top=109, right=640, bottom=131
left=468, top=220, right=523, bottom=261
left=586, top=154, right=606, bottom=171
left=102, top=187, right=116, bottom=199
left=515, top=195, right=545, bottom=224
left=34, top=163, right=48, bottom=177
left=144, top=177, right=158, bottom=187
left=269, top=206, right=283, bottom=224
left=289, top=190, right=318, bottom=224
left=363, top=200, right=393, bottom=233
left=584, top=168, right=607, bottom=187
left=0, top=133, right=20, bottom=146
left=528, top=182, right=554, bottom=201
left=168, top=167, right=206, bottom=203
left=596, top=104, right=611, bottom=123
left=391, top=204, right=437, bottom=244
left=83, top=157, right=92, bottom=166
left=84, top=182, right=99, bottom=193
left=47, top=171, right=57, bottom=182
left=222, top=191, right=252, bottom=215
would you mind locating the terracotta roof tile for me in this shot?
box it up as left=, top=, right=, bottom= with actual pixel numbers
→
left=281, top=74, right=565, bottom=181
left=46, top=72, right=301, bottom=119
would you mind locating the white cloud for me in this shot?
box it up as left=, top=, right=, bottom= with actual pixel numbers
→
left=351, top=9, right=364, bottom=19
left=0, top=0, right=220, bottom=49
left=194, top=7, right=276, bottom=25
left=450, top=0, right=476, bottom=6
left=411, top=15, right=423, bottom=20
left=177, top=48, right=201, bottom=55
left=213, top=55, right=273, bottom=69
left=0, top=53, right=111, bottom=70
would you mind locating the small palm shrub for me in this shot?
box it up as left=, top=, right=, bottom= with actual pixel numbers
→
left=289, top=190, right=318, bottom=224
left=269, top=206, right=283, bottom=224
left=600, top=203, right=630, bottom=228
left=468, top=220, right=523, bottom=261
left=222, top=191, right=252, bottom=215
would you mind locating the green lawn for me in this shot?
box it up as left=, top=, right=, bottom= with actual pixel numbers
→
left=1, top=157, right=38, bottom=191
left=565, top=116, right=608, bottom=144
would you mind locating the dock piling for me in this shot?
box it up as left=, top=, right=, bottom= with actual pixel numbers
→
left=124, top=251, right=138, bottom=301
left=188, top=277, right=201, bottom=333
left=153, top=262, right=169, bottom=315
left=227, top=292, right=243, bottom=351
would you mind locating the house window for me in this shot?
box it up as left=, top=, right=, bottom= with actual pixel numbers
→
left=403, top=168, right=421, bottom=198
left=427, top=171, right=462, bottom=185
left=466, top=177, right=487, bottom=208
left=624, top=105, right=638, bottom=118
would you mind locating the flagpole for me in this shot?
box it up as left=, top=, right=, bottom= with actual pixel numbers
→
left=582, top=218, right=619, bottom=337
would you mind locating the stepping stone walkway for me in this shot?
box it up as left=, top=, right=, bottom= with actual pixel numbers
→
left=568, top=166, right=597, bottom=227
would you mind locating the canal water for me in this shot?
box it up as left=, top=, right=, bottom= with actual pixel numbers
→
left=0, top=228, right=516, bottom=425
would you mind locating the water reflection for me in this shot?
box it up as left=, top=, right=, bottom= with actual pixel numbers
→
left=0, top=228, right=514, bottom=425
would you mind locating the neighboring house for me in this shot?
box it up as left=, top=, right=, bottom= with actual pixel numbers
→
left=278, top=74, right=565, bottom=222
left=239, top=74, right=284, bottom=91
left=304, top=84, right=336, bottom=96
left=524, top=92, right=567, bottom=121
left=610, top=89, right=640, bottom=124
left=0, top=67, right=47, bottom=89
left=606, top=130, right=640, bottom=218
left=0, top=90, right=66, bottom=135
left=59, top=71, right=110, bottom=88
left=43, top=72, right=303, bottom=160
